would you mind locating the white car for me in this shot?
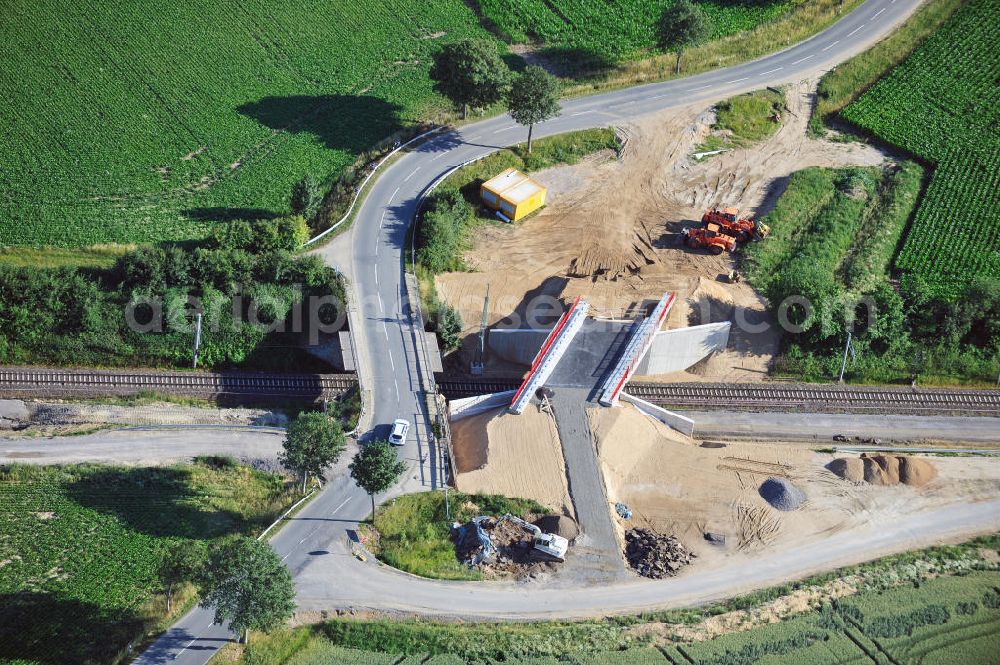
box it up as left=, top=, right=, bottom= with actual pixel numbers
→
left=388, top=419, right=410, bottom=446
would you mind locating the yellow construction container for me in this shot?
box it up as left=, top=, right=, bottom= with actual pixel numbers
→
left=480, top=168, right=547, bottom=222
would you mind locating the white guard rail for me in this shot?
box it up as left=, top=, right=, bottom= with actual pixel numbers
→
left=509, top=296, right=589, bottom=414
left=598, top=291, right=676, bottom=407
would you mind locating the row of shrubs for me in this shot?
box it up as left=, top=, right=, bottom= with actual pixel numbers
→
left=0, top=217, right=346, bottom=370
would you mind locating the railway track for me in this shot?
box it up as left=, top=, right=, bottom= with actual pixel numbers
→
left=0, top=367, right=358, bottom=400
left=439, top=380, right=1000, bottom=414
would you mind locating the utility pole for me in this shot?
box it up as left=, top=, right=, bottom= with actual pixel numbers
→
left=192, top=312, right=203, bottom=368
left=838, top=330, right=852, bottom=383
left=471, top=285, right=489, bottom=375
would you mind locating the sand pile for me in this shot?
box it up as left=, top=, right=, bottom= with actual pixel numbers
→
left=758, top=478, right=806, bottom=511
left=827, top=454, right=937, bottom=487
left=533, top=514, right=579, bottom=541
left=625, top=528, right=696, bottom=578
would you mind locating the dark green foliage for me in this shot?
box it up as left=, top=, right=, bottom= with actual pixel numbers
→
left=956, top=601, right=979, bottom=616
left=658, top=0, right=713, bottom=72
left=695, top=631, right=826, bottom=665
left=983, top=588, right=1000, bottom=609
left=746, top=164, right=998, bottom=384
left=864, top=604, right=950, bottom=638
left=158, top=540, right=206, bottom=612
left=199, top=536, right=296, bottom=642
left=280, top=412, right=347, bottom=493
left=436, top=303, right=463, bottom=351
left=349, top=442, right=406, bottom=522
left=417, top=190, right=473, bottom=274
left=0, top=216, right=345, bottom=371
left=507, top=66, right=561, bottom=152
left=430, top=39, right=511, bottom=118
left=291, top=176, right=322, bottom=220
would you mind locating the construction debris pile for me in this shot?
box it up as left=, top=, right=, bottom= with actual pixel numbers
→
left=624, top=528, right=695, bottom=578
left=453, top=515, right=569, bottom=578
left=758, top=477, right=806, bottom=511
left=828, top=454, right=937, bottom=487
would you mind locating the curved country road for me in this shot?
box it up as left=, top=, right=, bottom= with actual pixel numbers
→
left=135, top=1, right=996, bottom=662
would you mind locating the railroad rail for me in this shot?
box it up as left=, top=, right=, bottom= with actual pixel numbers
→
left=439, top=380, right=1000, bottom=414
left=0, top=367, right=357, bottom=401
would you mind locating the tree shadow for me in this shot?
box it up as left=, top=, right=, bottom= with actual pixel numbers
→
left=0, top=592, right=142, bottom=665
left=66, top=466, right=243, bottom=539
left=237, top=94, right=404, bottom=154
left=536, top=45, right=616, bottom=79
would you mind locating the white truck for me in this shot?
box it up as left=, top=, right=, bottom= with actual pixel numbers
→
left=497, top=514, right=569, bottom=561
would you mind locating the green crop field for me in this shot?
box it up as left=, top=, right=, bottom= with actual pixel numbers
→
left=0, top=460, right=297, bottom=665
left=0, top=0, right=498, bottom=249
left=237, top=568, right=1000, bottom=664
left=841, top=0, right=1000, bottom=293
left=477, top=0, right=796, bottom=63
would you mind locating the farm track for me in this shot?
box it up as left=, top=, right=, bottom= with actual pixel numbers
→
left=0, top=367, right=357, bottom=400
left=438, top=380, right=1000, bottom=415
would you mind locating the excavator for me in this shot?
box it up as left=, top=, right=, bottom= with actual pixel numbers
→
left=702, top=206, right=770, bottom=243
left=682, top=222, right=736, bottom=255
left=497, top=514, right=569, bottom=561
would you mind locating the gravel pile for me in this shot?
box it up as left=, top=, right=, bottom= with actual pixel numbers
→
left=624, top=528, right=696, bottom=578
left=758, top=477, right=806, bottom=511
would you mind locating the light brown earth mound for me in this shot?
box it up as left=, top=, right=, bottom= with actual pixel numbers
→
left=828, top=454, right=937, bottom=487
left=449, top=406, right=573, bottom=515
left=438, top=78, right=889, bottom=382
left=590, top=403, right=1000, bottom=573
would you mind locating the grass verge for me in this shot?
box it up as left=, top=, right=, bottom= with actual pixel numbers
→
left=235, top=534, right=1000, bottom=664
left=0, top=459, right=298, bottom=665
left=356, top=491, right=545, bottom=581
left=810, top=0, right=966, bottom=135
left=0, top=244, right=136, bottom=269
left=695, top=88, right=786, bottom=155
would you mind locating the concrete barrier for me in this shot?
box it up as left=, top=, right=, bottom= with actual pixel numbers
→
left=620, top=392, right=695, bottom=437
left=449, top=390, right=516, bottom=422
left=487, top=329, right=549, bottom=366
left=636, top=321, right=731, bottom=376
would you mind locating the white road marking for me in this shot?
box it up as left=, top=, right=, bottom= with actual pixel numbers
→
left=403, top=166, right=420, bottom=181
left=872, top=7, right=886, bottom=19
left=689, top=84, right=712, bottom=91
left=429, top=150, right=446, bottom=161
left=383, top=321, right=389, bottom=341
left=847, top=25, right=864, bottom=38
left=467, top=134, right=482, bottom=141
left=388, top=187, right=400, bottom=203
left=726, top=77, right=749, bottom=84
left=377, top=292, right=383, bottom=313
left=821, top=40, right=840, bottom=52
left=759, top=67, right=783, bottom=76
left=491, top=125, right=513, bottom=134
left=379, top=210, right=386, bottom=229
left=570, top=110, right=594, bottom=116
left=650, top=93, right=668, bottom=100
left=374, top=269, right=378, bottom=286
left=791, top=54, right=814, bottom=65
left=332, top=497, right=352, bottom=514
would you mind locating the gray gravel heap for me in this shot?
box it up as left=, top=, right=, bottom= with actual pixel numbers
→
left=759, top=477, right=806, bottom=511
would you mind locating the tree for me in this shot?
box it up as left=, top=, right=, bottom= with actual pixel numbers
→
left=290, top=175, right=321, bottom=219
left=658, top=0, right=712, bottom=74
left=430, top=39, right=510, bottom=119
left=280, top=412, right=347, bottom=494
left=437, top=303, right=463, bottom=350
left=158, top=540, right=204, bottom=613
left=199, top=537, right=295, bottom=645
left=349, top=441, right=406, bottom=525
left=507, top=65, right=561, bottom=153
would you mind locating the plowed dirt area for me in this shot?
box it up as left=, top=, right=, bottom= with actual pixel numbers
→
left=449, top=406, right=574, bottom=515
left=437, top=79, right=889, bottom=382
left=589, top=403, right=1000, bottom=571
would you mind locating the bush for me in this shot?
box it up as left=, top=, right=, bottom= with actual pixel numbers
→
left=416, top=190, right=473, bottom=274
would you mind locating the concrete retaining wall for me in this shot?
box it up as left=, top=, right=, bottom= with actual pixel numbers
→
left=635, top=322, right=731, bottom=376
left=448, top=390, right=517, bottom=422
left=486, top=329, right=549, bottom=366
left=620, top=392, right=695, bottom=437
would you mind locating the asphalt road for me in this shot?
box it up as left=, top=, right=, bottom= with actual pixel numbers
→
left=0, top=427, right=284, bottom=466
left=135, top=0, right=935, bottom=661
left=684, top=411, right=1000, bottom=444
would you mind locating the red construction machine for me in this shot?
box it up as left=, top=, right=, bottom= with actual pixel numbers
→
left=701, top=207, right=770, bottom=243
left=682, top=223, right=736, bottom=255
